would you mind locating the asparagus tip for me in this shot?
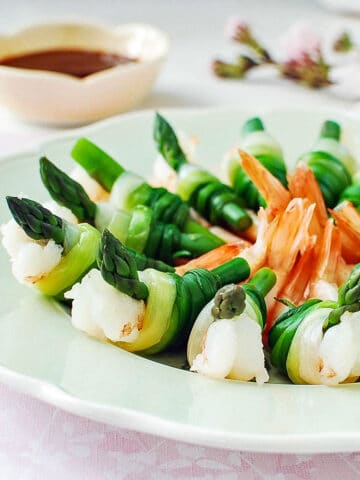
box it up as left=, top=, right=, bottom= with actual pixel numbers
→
left=211, top=284, right=246, bottom=320
left=6, top=196, right=65, bottom=244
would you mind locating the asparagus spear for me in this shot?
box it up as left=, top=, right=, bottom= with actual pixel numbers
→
left=98, top=229, right=149, bottom=300
left=227, top=117, right=287, bottom=210
left=96, top=230, right=251, bottom=353
left=298, top=120, right=352, bottom=208
left=5, top=196, right=100, bottom=297
left=40, top=156, right=96, bottom=224
left=269, top=264, right=360, bottom=384
left=71, top=138, right=224, bottom=246
left=7, top=196, right=66, bottom=245
left=40, top=157, right=222, bottom=263
left=154, top=113, right=252, bottom=232
left=211, top=267, right=276, bottom=326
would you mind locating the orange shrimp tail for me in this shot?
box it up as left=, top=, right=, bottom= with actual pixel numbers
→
left=239, top=150, right=291, bottom=216
left=262, top=199, right=316, bottom=344
left=267, top=198, right=315, bottom=273
left=330, top=202, right=360, bottom=264
left=241, top=223, right=258, bottom=243
left=238, top=209, right=258, bottom=243
left=175, top=240, right=250, bottom=275
left=241, top=207, right=278, bottom=274
left=264, top=237, right=316, bottom=340
left=281, top=237, right=317, bottom=304
left=337, top=258, right=355, bottom=285
left=309, top=219, right=341, bottom=290
left=287, top=163, right=328, bottom=238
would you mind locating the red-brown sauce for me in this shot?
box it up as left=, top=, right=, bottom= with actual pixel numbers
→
left=0, top=49, right=137, bottom=78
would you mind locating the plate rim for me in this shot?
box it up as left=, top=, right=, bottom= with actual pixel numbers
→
left=2, top=105, right=360, bottom=454
left=2, top=360, right=360, bottom=454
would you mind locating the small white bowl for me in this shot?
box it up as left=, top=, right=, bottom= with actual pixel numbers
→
left=0, top=21, right=169, bottom=125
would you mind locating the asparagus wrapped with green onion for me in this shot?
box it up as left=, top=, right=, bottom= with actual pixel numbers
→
left=227, top=117, right=287, bottom=210
left=40, top=157, right=221, bottom=264
left=339, top=172, right=360, bottom=210
left=71, top=137, right=223, bottom=247
left=269, top=264, right=360, bottom=385
left=187, top=268, right=276, bottom=382
left=66, top=230, right=251, bottom=354
left=153, top=113, right=252, bottom=232
left=297, top=120, right=353, bottom=208
left=1, top=197, right=100, bottom=298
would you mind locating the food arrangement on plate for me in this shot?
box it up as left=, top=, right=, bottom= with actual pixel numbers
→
left=2, top=112, right=360, bottom=386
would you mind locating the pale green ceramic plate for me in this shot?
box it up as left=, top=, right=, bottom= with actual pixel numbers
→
left=1, top=107, right=360, bottom=453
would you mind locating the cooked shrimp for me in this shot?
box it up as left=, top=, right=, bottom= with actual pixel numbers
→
left=239, top=209, right=259, bottom=243
left=70, top=166, right=109, bottom=202
left=240, top=208, right=278, bottom=274
left=329, top=201, right=360, bottom=264
left=264, top=199, right=316, bottom=334
left=287, top=163, right=328, bottom=239
left=336, top=257, right=355, bottom=286
left=270, top=237, right=316, bottom=322
left=175, top=207, right=275, bottom=275
left=267, top=199, right=315, bottom=271
left=239, top=150, right=291, bottom=217
left=308, top=220, right=341, bottom=301
left=175, top=240, right=250, bottom=275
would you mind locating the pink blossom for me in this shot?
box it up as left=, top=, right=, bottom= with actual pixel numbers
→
left=279, top=22, right=321, bottom=62
left=225, top=16, right=250, bottom=42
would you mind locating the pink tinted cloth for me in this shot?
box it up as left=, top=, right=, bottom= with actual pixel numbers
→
left=1, top=384, right=360, bottom=479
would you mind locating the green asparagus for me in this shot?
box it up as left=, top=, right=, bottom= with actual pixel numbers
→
left=154, top=113, right=252, bottom=232
left=40, top=157, right=222, bottom=263
left=71, top=138, right=224, bottom=246
left=187, top=267, right=276, bottom=382
left=298, top=120, right=353, bottom=208
left=6, top=196, right=100, bottom=297
left=269, top=264, right=360, bottom=384
left=227, top=117, right=287, bottom=210
left=96, top=230, right=251, bottom=353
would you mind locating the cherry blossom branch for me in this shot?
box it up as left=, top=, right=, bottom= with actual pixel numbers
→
left=213, top=19, right=334, bottom=89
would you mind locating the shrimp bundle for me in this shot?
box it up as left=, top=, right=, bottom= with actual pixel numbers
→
left=269, top=265, right=360, bottom=385
left=187, top=268, right=276, bottom=383
left=153, top=113, right=252, bottom=232
left=71, top=136, right=223, bottom=248
left=1, top=197, right=100, bottom=298
left=40, top=157, right=223, bottom=264
left=67, top=230, right=250, bottom=354
left=2, top=112, right=360, bottom=386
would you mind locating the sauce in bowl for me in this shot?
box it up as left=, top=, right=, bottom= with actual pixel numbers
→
left=0, top=49, right=137, bottom=78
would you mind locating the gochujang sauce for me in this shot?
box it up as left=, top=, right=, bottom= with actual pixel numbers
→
left=0, top=49, right=137, bottom=78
